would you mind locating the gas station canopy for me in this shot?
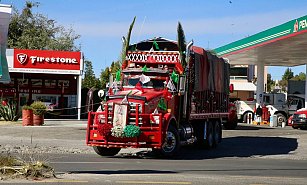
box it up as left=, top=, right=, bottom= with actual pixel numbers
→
left=214, top=15, right=307, bottom=66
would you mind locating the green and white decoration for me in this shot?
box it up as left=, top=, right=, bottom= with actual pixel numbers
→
left=124, top=125, right=141, bottom=138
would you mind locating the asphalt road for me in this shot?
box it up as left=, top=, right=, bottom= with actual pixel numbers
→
left=1, top=121, right=307, bottom=184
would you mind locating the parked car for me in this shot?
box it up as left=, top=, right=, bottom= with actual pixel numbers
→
left=288, top=115, right=293, bottom=126
left=291, top=108, right=307, bottom=129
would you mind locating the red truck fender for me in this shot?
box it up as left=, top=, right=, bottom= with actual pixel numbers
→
left=163, top=113, right=177, bottom=130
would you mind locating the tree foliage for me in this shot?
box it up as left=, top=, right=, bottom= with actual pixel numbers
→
left=99, top=61, right=121, bottom=89
left=266, top=73, right=275, bottom=92
left=82, top=60, right=101, bottom=89
left=291, top=72, right=306, bottom=81
left=8, top=1, right=80, bottom=51
left=279, top=68, right=294, bottom=92
left=281, top=68, right=294, bottom=81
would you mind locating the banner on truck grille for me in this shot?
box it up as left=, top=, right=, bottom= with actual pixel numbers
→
left=113, top=104, right=128, bottom=128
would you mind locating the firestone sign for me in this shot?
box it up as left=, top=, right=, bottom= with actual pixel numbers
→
left=13, top=49, right=81, bottom=71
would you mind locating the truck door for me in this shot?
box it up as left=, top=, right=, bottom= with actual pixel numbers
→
left=288, top=99, right=298, bottom=115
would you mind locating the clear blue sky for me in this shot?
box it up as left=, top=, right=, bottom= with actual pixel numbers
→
left=2, top=0, right=307, bottom=80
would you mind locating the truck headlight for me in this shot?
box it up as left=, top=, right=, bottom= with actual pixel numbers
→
left=298, top=114, right=306, bottom=119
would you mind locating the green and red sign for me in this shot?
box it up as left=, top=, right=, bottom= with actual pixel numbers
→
left=214, top=15, right=307, bottom=57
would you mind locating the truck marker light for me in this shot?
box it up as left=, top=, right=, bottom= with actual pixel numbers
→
left=93, top=133, right=97, bottom=138
left=148, top=135, right=155, bottom=140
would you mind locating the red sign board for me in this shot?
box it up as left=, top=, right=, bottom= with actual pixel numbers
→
left=14, top=49, right=81, bottom=70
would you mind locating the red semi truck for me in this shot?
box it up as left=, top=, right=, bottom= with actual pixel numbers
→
left=86, top=37, right=233, bottom=157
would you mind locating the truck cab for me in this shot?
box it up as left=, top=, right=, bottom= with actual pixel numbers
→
left=263, top=93, right=288, bottom=126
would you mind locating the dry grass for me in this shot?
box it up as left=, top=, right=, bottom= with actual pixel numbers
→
left=0, top=153, right=55, bottom=180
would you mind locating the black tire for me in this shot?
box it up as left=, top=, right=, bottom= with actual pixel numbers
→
left=213, top=120, right=222, bottom=147
left=194, top=121, right=214, bottom=149
left=154, top=125, right=180, bottom=157
left=93, top=146, right=121, bottom=156
left=205, top=121, right=214, bottom=149
left=223, top=117, right=238, bottom=130
left=292, top=125, right=299, bottom=129
left=276, top=113, right=287, bottom=127
left=243, top=112, right=254, bottom=123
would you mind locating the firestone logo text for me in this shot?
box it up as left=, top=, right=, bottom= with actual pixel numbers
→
left=16, top=53, right=78, bottom=65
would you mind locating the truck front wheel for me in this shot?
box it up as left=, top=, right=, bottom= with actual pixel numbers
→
left=93, top=146, right=121, bottom=156
left=276, top=113, right=287, bottom=127
left=154, top=125, right=180, bottom=157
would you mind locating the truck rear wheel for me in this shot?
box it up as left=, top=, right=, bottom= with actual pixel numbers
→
left=213, top=120, right=222, bottom=147
left=195, top=121, right=214, bottom=149
left=93, top=146, right=121, bottom=156
left=153, top=125, right=180, bottom=157
left=205, top=121, right=214, bottom=148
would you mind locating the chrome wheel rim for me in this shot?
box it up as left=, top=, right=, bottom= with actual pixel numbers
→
left=162, top=131, right=176, bottom=153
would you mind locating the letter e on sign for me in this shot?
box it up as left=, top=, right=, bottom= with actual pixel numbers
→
left=17, top=53, right=28, bottom=65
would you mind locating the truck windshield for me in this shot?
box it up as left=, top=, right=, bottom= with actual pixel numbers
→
left=123, top=76, right=166, bottom=89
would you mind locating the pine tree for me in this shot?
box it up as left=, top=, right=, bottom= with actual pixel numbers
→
left=279, top=68, right=294, bottom=92
left=99, top=61, right=121, bottom=89
left=82, top=60, right=100, bottom=89
left=266, top=73, right=274, bottom=92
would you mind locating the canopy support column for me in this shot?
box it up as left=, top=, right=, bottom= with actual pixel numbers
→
left=305, top=64, right=307, bottom=108
left=77, top=75, right=82, bottom=120
left=256, top=61, right=265, bottom=106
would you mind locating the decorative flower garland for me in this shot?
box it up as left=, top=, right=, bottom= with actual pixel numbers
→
left=111, top=125, right=125, bottom=138
left=97, top=123, right=113, bottom=137
left=98, top=124, right=141, bottom=138
left=124, top=125, right=141, bottom=138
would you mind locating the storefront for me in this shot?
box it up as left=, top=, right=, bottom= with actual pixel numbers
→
left=1, top=48, right=83, bottom=120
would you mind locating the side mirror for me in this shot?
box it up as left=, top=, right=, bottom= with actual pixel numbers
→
left=178, top=75, right=186, bottom=95
left=97, top=90, right=105, bottom=99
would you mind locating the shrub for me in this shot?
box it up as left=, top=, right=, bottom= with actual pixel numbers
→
left=0, top=100, right=21, bottom=121
left=22, top=105, right=33, bottom=110
left=30, top=101, right=47, bottom=116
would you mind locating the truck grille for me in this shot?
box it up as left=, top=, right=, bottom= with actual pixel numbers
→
left=100, top=102, right=143, bottom=125
left=128, top=102, right=143, bottom=125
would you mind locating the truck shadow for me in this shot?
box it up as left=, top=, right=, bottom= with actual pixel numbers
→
left=119, top=136, right=298, bottom=160
left=231, top=124, right=275, bottom=130
left=176, top=136, right=298, bottom=160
